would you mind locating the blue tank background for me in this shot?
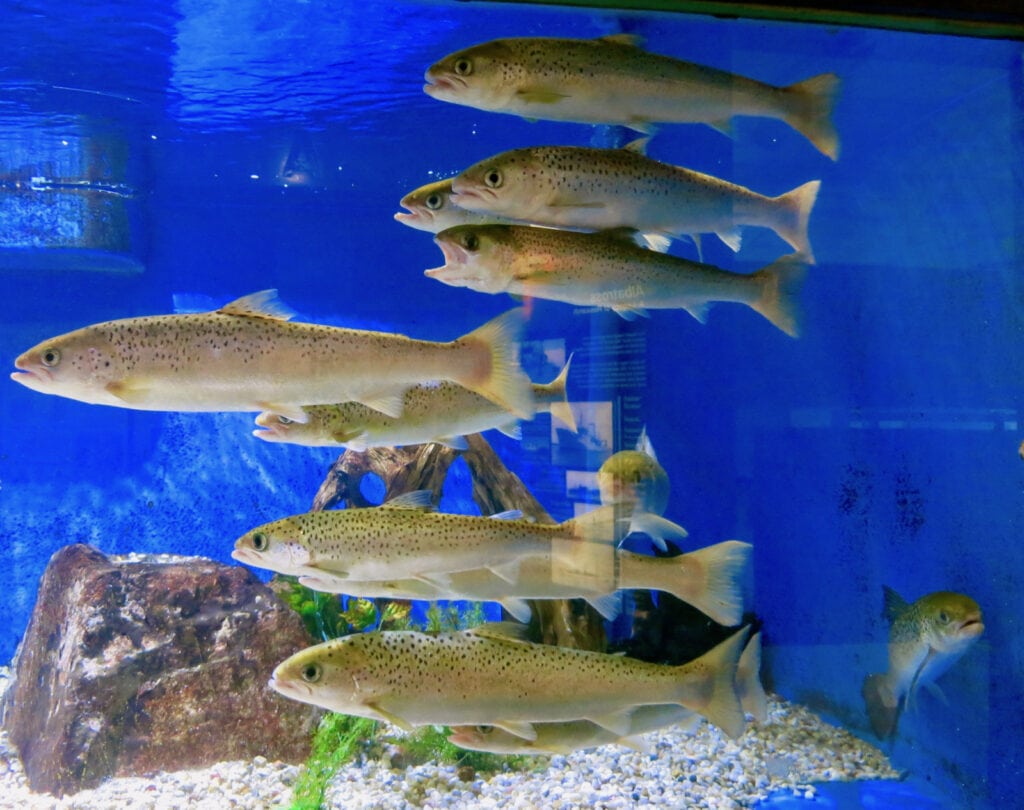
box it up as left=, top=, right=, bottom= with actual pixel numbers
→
left=0, top=1, right=1021, bottom=807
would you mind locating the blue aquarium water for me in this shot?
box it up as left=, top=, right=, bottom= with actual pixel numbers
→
left=1, top=1, right=1021, bottom=807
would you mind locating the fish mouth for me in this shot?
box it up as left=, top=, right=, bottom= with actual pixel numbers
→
left=252, top=412, right=289, bottom=442
left=423, top=69, right=466, bottom=97
left=230, top=547, right=262, bottom=565
left=960, top=616, right=985, bottom=636
left=394, top=209, right=428, bottom=229
left=10, top=358, right=51, bottom=389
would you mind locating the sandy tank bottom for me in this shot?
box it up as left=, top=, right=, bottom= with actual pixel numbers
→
left=0, top=667, right=900, bottom=810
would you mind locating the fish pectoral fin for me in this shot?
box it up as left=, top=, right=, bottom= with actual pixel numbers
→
left=498, top=598, right=533, bottom=623
left=256, top=402, right=310, bottom=424
left=922, top=681, right=949, bottom=707
left=515, top=86, right=570, bottom=104
left=365, top=701, right=414, bottom=732
left=588, top=708, right=634, bottom=737
left=331, top=428, right=369, bottom=445
left=105, top=379, right=151, bottom=404
left=488, top=559, right=522, bottom=584
left=359, top=394, right=405, bottom=419
left=308, top=562, right=350, bottom=577
left=493, top=720, right=538, bottom=742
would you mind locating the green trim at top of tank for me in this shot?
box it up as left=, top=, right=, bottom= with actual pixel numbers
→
left=479, top=0, right=1024, bottom=40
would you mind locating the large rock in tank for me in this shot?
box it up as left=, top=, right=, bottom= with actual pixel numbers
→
left=0, top=543, right=320, bottom=797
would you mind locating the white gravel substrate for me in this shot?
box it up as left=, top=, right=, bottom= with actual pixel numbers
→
left=0, top=666, right=899, bottom=810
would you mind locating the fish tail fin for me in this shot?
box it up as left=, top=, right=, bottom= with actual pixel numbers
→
left=669, top=540, right=751, bottom=627
left=679, top=626, right=748, bottom=740
left=737, top=631, right=769, bottom=723
left=772, top=180, right=820, bottom=263
left=783, top=73, right=841, bottom=160
left=749, top=253, right=808, bottom=338
left=537, top=354, right=577, bottom=431
left=455, top=308, right=535, bottom=419
left=862, top=672, right=901, bottom=739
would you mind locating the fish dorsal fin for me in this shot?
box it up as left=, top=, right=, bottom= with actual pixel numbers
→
left=381, top=490, right=435, bottom=511
left=217, top=289, right=296, bottom=321
left=622, top=137, right=650, bottom=155
left=489, top=509, right=525, bottom=521
left=600, top=227, right=644, bottom=245
left=360, top=394, right=405, bottom=419
left=469, top=621, right=532, bottom=645
left=882, top=585, right=909, bottom=624
left=598, top=33, right=643, bottom=48
left=635, top=426, right=657, bottom=459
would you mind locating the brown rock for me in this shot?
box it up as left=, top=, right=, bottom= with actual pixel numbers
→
left=0, top=543, right=320, bottom=796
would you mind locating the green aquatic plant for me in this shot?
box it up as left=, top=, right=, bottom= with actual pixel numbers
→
left=394, top=724, right=534, bottom=774
left=271, top=576, right=413, bottom=640
left=289, top=713, right=379, bottom=810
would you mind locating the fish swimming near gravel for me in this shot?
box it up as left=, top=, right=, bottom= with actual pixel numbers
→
left=9, top=291, right=535, bottom=420
left=446, top=630, right=767, bottom=755
left=269, top=621, right=750, bottom=740
left=232, top=494, right=688, bottom=588
left=291, top=538, right=751, bottom=627
left=449, top=140, right=820, bottom=260
left=252, top=357, right=576, bottom=450
left=862, top=586, right=983, bottom=739
left=428, top=223, right=806, bottom=336
left=424, top=35, right=840, bottom=160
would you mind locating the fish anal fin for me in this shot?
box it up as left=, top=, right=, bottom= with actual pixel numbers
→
left=588, top=707, right=634, bottom=737
left=218, top=289, right=296, bottom=321
left=707, top=119, right=734, bottom=138
left=622, top=137, right=650, bottom=155
left=493, top=720, right=537, bottom=742
left=716, top=228, right=743, bottom=253
left=495, top=421, right=522, bottom=440
left=683, top=303, right=711, bottom=325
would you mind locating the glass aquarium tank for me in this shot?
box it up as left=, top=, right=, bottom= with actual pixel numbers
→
left=0, top=1, right=1020, bottom=808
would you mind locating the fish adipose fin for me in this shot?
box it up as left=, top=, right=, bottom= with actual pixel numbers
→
left=782, top=73, right=841, bottom=161
left=682, top=626, right=748, bottom=740
left=749, top=254, right=808, bottom=339
left=455, top=308, right=534, bottom=419
left=217, top=289, right=297, bottom=321
left=772, top=180, right=820, bottom=263
left=862, top=672, right=900, bottom=738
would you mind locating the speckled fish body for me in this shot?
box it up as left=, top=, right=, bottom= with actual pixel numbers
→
left=252, top=358, right=575, bottom=449
left=10, top=291, right=534, bottom=420
left=232, top=495, right=627, bottom=585
left=447, top=630, right=766, bottom=755
left=450, top=143, right=820, bottom=259
left=296, top=539, right=751, bottom=628
left=395, top=177, right=524, bottom=233
left=269, top=622, right=749, bottom=740
left=424, top=35, right=840, bottom=159
left=862, top=587, right=983, bottom=738
left=429, top=224, right=807, bottom=336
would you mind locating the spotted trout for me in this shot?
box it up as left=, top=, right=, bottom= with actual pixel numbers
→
left=862, top=586, right=983, bottom=739
left=269, top=621, right=750, bottom=740
left=450, top=140, right=820, bottom=260
left=425, top=35, right=840, bottom=160
left=231, top=495, right=686, bottom=587
left=395, top=177, right=524, bottom=233
left=252, top=357, right=575, bottom=450
left=429, top=224, right=807, bottom=336
left=10, top=291, right=534, bottom=420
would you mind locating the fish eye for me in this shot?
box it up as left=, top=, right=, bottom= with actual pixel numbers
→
left=425, top=193, right=444, bottom=211
left=462, top=233, right=480, bottom=251
left=475, top=725, right=494, bottom=735
left=484, top=169, right=503, bottom=189
left=276, top=415, right=293, bottom=425
left=252, top=532, right=269, bottom=552
left=301, top=663, right=323, bottom=683
left=939, top=611, right=950, bottom=623
left=41, top=347, right=61, bottom=367
left=454, top=58, right=472, bottom=76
